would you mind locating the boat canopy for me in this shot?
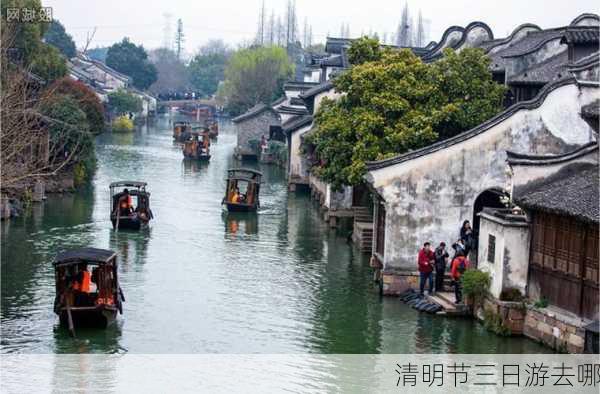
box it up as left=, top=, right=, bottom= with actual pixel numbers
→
left=53, top=248, right=117, bottom=266
left=226, top=168, right=262, bottom=182
left=109, top=181, right=147, bottom=189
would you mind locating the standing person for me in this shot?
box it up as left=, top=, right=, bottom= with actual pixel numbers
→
left=460, top=220, right=474, bottom=256
left=450, top=251, right=470, bottom=304
left=434, top=242, right=449, bottom=292
left=417, top=242, right=435, bottom=296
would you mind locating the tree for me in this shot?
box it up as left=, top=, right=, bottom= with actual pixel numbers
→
left=305, top=38, right=505, bottom=189
left=396, top=2, right=411, bottom=46
left=149, top=47, right=189, bottom=96
left=87, top=46, right=109, bottom=62
left=175, top=18, right=185, bottom=60
left=107, top=89, right=143, bottom=115
left=47, top=77, right=106, bottom=135
left=1, top=0, right=47, bottom=65
left=106, top=38, right=157, bottom=90
left=255, top=1, right=266, bottom=46
left=44, top=20, right=76, bottom=58
left=218, top=46, right=294, bottom=115
left=416, top=10, right=425, bottom=47
left=188, top=40, right=230, bottom=97
left=40, top=95, right=96, bottom=182
left=30, top=43, right=67, bottom=82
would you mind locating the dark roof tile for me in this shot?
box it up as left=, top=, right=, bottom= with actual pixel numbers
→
left=514, top=163, right=599, bottom=223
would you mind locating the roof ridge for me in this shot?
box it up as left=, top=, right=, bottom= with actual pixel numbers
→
left=507, top=141, right=598, bottom=165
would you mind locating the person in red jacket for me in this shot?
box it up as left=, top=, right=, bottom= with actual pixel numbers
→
left=450, top=251, right=470, bottom=304
left=417, top=242, right=435, bottom=296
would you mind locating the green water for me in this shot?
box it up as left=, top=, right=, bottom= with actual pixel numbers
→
left=1, top=115, right=551, bottom=354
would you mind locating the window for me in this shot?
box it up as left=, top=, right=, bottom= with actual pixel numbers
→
left=487, top=234, right=496, bottom=263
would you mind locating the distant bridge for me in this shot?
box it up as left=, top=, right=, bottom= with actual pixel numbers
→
left=158, top=99, right=218, bottom=108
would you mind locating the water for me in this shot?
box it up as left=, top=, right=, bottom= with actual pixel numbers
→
left=1, top=115, right=550, bottom=354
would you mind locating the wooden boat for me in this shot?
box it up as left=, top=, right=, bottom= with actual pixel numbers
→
left=110, top=181, right=153, bottom=230
left=207, top=120, right=218, bottom=138
left=182, top=130, right=211, bottom=161
left=222, top=168, right=262, bottom=212
left=53, top=248, right=124, bottom=336
left=173, top=121, right=192, bottom=142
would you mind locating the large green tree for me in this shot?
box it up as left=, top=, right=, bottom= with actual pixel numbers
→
left=306, top=38, right=505, bottom=189
left=188, top=39, right=230, bottom=97
left=43, top=20, right=76, bottom=58
left=106, top=38, right=157, bottom=90
left=218, top=45, right=294, bottom=115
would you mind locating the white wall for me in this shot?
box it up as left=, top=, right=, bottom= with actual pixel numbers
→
left=289, top=123, right=312, bottom=180
left=477, top=212, right=530, bottom=298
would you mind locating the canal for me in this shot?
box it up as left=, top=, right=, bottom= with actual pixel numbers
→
left=1, top=115, right=550, bottom=354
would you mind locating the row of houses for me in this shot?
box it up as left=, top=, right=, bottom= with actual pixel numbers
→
left=232, top=13, right=599, bottom=352
left=68, top=53, right=157, bottom=118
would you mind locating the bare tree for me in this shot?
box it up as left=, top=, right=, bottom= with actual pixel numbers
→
left=255, top=0, right=266, bottom=46
left=175, top=18, right=185, bottom=60
left=276, top=15, right=285, bottom=46
left=1, top=27, right=86, bottom=190
left=416, top=10, right=425, bottom=47
left=267, top=10, right=275, bottom=45
left=396, top=2, right=411, bottom=47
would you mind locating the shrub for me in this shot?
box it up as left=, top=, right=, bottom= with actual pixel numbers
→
left=268, top=141, right=287, bottom=165
left=112, top=115, right=134, bottom=132
left=40, top=95, right=96, bottom=182
left=108, top=89, right=143, bottom=115
left=483, top=309, right=512, bottom=336
left=534, top=298, right=549, bottom=309
left=499, top=288, right=524, bottom=302
left=461, top=270, right=491, bottom=308
left=47, top=77, right=106, bottom=135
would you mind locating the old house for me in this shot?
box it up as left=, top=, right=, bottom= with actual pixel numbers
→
left=232, top=104, right=281, bottom=160
left=284, top=114, right=313, bottom=190
left=365, top=75, right=598, bottom=295
left=474, top=142, right=599, bottom=353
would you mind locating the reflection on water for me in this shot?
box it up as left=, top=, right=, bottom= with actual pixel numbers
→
left=222, top=212, right=258, bottom=236
left=1, top=115, right=551, bottom=355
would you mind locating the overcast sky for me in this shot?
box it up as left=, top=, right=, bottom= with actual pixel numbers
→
left=45, top=0, right=598, bottom=56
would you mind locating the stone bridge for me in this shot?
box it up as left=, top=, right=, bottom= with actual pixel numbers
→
left=158, top=99, right=218, bottom=109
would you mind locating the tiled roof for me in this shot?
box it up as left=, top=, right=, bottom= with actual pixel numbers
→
left=581, top=99, right=600, bottom=119
left=298, top=80, right=335, bottom=100
left=320, top=55, right=344, bottom=67
left=277, top=105, right=309, bottom=115
left=514, top=162, right=599, bottom=223
left=231, top=104, right=277, bottom=123
left=560, top=27, right=600, bottom=45
left=283, top=81, right=319, bottom=91
left=499, top=29, right=566, bottom=58
left=282, top=114, right=313, bottom=134
left=508, top=51, right=569, bottom=85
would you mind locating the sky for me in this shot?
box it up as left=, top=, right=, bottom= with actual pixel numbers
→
left=44, top=0, right=598, bottom=56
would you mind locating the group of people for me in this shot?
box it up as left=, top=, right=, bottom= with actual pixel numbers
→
left=417, top=220, right=475, bottom=304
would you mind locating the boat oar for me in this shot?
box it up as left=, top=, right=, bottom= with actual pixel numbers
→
left=66, top=303, right=76, bottom=338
